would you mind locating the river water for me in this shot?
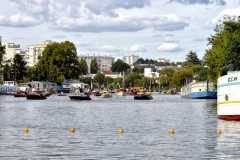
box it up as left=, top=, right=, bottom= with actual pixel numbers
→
left=0, top=92, right=240, bottom=159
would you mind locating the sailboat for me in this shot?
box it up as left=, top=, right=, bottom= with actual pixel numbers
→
left=117, top=71, right=127, bottom=96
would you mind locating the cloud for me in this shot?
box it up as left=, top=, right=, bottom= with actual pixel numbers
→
left=9, top=0, right=50, bottom=19
left=203, top=8, right=240, bottom=29
left=152, top=34, right=163, bottom=37
left=51, top=14, right=189, bottom=32
left=85, top=0, right=151, bottom=17
left=165, top=33, right=174, bottom=36
left=100, top=45, right=119, bottom=52
left=51, top=35, right=67, bottom=38
left=0, top=14, right=40, bottom=27
left=164, top=37, right=180, bottom=43
left=74, top=41, right=91, bottom=47
left=129, top=45, right=147, bottom=52
left=75, top=34, right=82, bottom=37
left=157, top=43, right=184, bottom=52
left=167, top=0, right=226, bottom=6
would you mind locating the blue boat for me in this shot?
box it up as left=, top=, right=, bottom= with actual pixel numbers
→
left=181, top=80, right=217, bottom=99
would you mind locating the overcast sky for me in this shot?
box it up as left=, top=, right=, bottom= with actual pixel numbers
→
left=0, top=0, right=239, bottom=62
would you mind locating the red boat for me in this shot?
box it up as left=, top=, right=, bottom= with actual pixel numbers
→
left=13, top=92, right=26, bottom=97
left=92, top=91, right=102, bottom=96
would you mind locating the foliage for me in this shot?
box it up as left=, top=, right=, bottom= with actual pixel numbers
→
left=185, top=51, right=200, bottom=65
left=12, top=53, right=27, bottom=80
left=90, top=58, right=98, bottom=73
left=124, top=73, right=142, bottom=87
left=159, top=68, right=175, bottom=88
left=94, top=72, right=105, bottom=87
left=35, top=41, right=80, bottom=82
left=104, top=76, right=114, bottom=84
left=171, top=68, right=194, bottom=91
left=111, top=59, right=130, bottom=73
left=79, top=59, right=88, bottom=75
left=205, top=15, right=240, bottom=81
left=0, top=42, right=5, bottom=69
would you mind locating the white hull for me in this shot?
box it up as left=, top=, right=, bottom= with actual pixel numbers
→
left=217, top=71, right=240, bottom=120
left=116, top=91, right=127, bottom=96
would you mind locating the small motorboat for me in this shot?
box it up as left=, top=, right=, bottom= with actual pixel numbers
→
left=13, top=92, right=27, bottom=97
left=134, top=92, right=153, bottom=100
left=101, top=91, right=112, bottom=98
left=26, top=90, right=47, bottom=100
left=69, top=93, right=91, bottom=100
left=92, top=91, right=102, bottom=96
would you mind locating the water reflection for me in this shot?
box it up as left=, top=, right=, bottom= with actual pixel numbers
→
left=0, top=94, right=240, bottom=159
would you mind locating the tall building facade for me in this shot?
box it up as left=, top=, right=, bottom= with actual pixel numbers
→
left=157, top=58, right=170, bottom=63
left=78, top=54, right=115, bottom=74
left=24, top=40, right=55, bottom=67
left=0, top=36, right=22, bottom=62
left=122, top=54, right=139, bottom=65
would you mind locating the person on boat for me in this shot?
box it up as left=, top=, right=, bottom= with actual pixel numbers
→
left=220, top=59, right=236, bottom=75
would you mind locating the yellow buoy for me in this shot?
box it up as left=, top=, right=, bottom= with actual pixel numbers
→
left=118, top=128, right=124, bottom=133
left=70, top=128, right=75, bottom=132
left=217, top=130, right=221, bottom=134
left=24, top=128, right=29, bottom=133
left=169, top=129, right=174, bottom=134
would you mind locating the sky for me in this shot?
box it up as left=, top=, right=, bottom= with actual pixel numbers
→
left=0, top=0, right=239, bottom=63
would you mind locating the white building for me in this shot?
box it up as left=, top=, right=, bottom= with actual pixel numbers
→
left=78, top=54, right=115, bottom=73
left=122, top=54, right=139, bottom=65
left=25, top=40, right=55, bottom=67
left=0, top=36, right=22, bottom=62
left=157, top=58, right=170, bottom=63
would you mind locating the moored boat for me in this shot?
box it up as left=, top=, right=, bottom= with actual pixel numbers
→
left=181, top=80, right=217, bottom=99
left=217, top=71, right=240, bottom=120
left=26, top=90, right=47, bottom=100
left=69, top=93, right=91, bottom=100
left=134, top=92, right=153, bottom=100
left=101, top=91, right=112, bottom=98
left=116, top=88, right=127, bottom=96
left=13, top=92, right=27, bottom=97
left=92, top=90, right=102, bottom=96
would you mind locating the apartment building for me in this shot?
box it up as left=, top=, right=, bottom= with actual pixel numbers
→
left=122, top=54, right=139, bottom=65
left=78, top=54, right=115, bottom=73
left=0, top=36, right=23, bottom=62
left=24, top=40, right=55, bottom=67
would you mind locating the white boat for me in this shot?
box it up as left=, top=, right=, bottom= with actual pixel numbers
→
left=217, top=71, right=240, bottom=120
left=181, top=80, right=217, bottom=99
left=116, top=88, right=127, bottom=96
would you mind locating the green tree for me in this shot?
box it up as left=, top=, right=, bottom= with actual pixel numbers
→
left=159, top=68, right=175, bottom=89
left=111, top=59, right=130, bottom=73
left=134, top=58, right=144, bottom=65
left=12, top=54, right=27, bottom=81
left=90, top=58, right=98, bottom=73
left=185, top=51, right=200, bottom=65
left=171, top=68, right=194, bottom=91
left=94, top=72, right=105, bottom=88
left=79, top=59, right=88, bottom=75
left=0, top=42, right=5, bottom=69
left=36, top=41, right=80, bottom=81
left=124, top=73, right=141, bottom=87
left=205, top=15, right=240, bottom=81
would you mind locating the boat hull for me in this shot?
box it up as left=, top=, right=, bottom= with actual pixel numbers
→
left=134, top=94, right=153, bottom=100
left=14, top=93, right=26, bottom=97
left=181, top=91, right=217, bottom=99
left=217, top=71, right=240, bottom=120
left=116, top=91, right=127, bottom=96
left=69, top=96, right=91, bottom=100
left=181, top=81, right=217, bottom=99
left=26, top=94, right=46, bottom=100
